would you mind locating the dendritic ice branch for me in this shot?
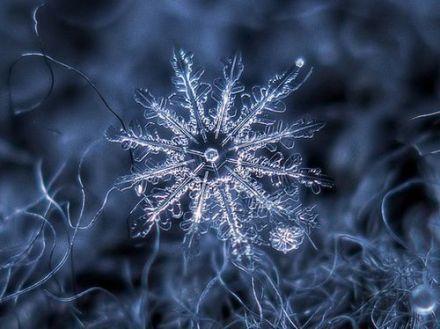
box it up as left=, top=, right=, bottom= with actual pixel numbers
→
left=107, top=49, right=332, bottom=267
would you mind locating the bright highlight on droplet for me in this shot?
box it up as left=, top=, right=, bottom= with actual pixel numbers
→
left=295, top=58, right=305, bottom=68
left=135, top=183, right=145, bottom=196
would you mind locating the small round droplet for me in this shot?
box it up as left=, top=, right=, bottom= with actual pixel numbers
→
left=410, top=285, right=436, bottom=315
left=295, top=58, right=305, bottom=68
left=204, top=148, right=219, bottom=163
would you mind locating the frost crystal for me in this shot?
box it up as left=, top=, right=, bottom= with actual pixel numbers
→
left=107, top=49, right=331, bottom=266
left=270, top=225, right=305, bottom=253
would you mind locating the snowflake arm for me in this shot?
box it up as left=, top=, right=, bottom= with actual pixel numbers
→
left=170, top=49, right=211, bottom=141
left=213, top=183, right=253, bottom=265
left=106, top=124, right=204, bottom=157
left=222, top=59, right=313, bottom=146
left=231, top=154, right=333, bottom=193
left=181, top=170, right=210, bottom=252
left=225, top=165, right=281, bottom=213
left=134, top=88, right=199, bottom=144
left=212, top=53, right=244, bottom=139
left=231, top=119, right=325, bottom=152
left=144, top=163, right=205, bottom=222
left=192, top=170, right=210, bottom=225
left=115, top=159, right=195, bottom=189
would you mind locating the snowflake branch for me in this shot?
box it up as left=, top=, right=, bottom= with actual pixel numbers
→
left=116, top=159, right=195, bottom=189
left=147, top=163, right=205, bottom=222
left=213, top=53, right=244, bottom=139
left=171, top=49, right=210, bottom=141
left=230, top=120, right=325, bottom=151
left=215, top=184, right=247, bottom=246
left=106, top=126, right=204, bottom=157
left=182, top=170, right=210, bottom=252
left=192, top=170, right=210, bottom=224
left=229, top=158, right=333, bottom=190
left=222, top=61, right=312, bottom=146
left=225, top=166, right=279, bottom=212
left=134, top=88, right=199, bottom=144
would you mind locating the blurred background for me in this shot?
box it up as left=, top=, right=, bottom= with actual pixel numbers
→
left=0, top=0, right=439, bottom=328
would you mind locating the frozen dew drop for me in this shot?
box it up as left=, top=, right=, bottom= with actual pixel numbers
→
left=410, top=284, right=437, bottom=315
left=295, top=57, right=305, bottom=68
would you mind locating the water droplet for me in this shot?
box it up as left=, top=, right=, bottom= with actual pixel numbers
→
left=411, top=285, right=436, bottom=315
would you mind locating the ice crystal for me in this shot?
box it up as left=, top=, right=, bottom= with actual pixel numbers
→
left=107, top=49, right=332, bottom=266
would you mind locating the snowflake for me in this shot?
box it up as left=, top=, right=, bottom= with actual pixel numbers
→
left=106, top=49, right=331, bottom=266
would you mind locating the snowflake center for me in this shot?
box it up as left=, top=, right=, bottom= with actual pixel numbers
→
left=204, top=148, right=220, bottom=163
